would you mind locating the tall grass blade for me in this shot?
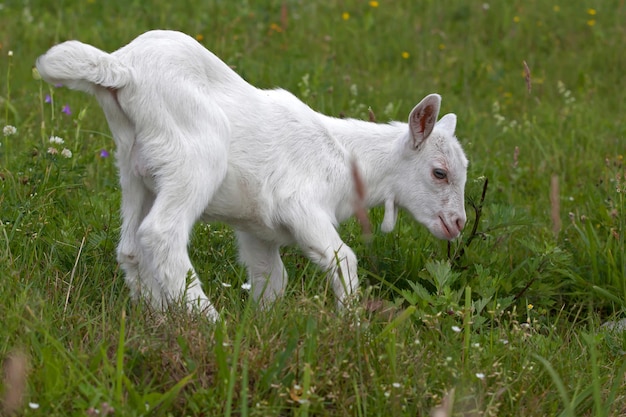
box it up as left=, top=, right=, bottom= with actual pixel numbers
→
left=115, top=309, right=126, bottom=405
left=375, top=306, right=416, bottom=343
left=534, top=354, right=574, bottom=417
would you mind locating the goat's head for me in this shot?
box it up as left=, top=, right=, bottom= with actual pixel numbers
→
left=382, top=94, right=468, bottom=241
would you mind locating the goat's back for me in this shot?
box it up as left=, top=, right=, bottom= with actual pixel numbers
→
left=38, top=31, right=355, bottom=236
left=112, top=30, right=245, bottom=88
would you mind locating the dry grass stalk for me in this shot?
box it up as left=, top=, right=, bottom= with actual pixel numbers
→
left=64, top=234, right=87, bottom=316
left=280, top=2, right=288, bottom=32
left=523, top=60, right=532, bottom=94
left=1, top=350, right=29, bottom=415
left=550, top=174, right=561, bottom=236
left=368, top=107, right=376, bottom=122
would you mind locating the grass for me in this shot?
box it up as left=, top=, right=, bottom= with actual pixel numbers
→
left=1, top=0, right=625, bottom=415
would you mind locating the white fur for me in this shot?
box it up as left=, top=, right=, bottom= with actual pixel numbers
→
left=36, top=30, right=468, bottom=319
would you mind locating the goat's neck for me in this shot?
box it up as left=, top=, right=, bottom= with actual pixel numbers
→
left=320, top=115, right=405, bottom=208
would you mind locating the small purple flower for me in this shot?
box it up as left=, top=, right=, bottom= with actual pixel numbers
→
left=44, top=94, right=52, bottom=103
left=99, top=149, right=110, bottom=158
left=61, top=104, right=71, bottom=115
left=54, top=83, right=63, bottom=88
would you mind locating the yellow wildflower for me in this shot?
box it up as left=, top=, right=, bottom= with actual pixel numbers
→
left=269, top=23, right=283, bottom=33
left=342, top=12, right=350, bottom=20
left=369, top=1, right=379, bottom=7
left=401, top=51, right=410, bottom=59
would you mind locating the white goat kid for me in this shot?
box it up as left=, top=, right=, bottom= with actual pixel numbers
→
left=36, top=30, right=468, bottom=320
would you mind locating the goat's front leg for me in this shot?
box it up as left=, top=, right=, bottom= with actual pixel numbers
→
left=291, top=212, right=359, bottom=307
left=236, top=231, right=288, bottom=307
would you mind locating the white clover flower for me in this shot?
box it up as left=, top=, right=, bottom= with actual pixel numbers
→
left=47, top=147, right=58, bottom=155
left=475, top=372, right=486, bottom=380
left=29, top=402, right=40, bottom=409
left=3, top=125, right=16, bottom=136
left=61, top=148, right=72, bottom=158
left=49, top=135, right=64, bottom=145
left=451, top=325, right=462, bottom=333
left=392, top=382, right=401, bottom=388
left=241, top=282, right=251, bottom=291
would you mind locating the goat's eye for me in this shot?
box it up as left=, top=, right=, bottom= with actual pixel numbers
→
left=433, top=168, right=448, bottom=180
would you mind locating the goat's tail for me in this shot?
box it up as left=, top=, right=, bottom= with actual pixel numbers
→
left=36, top=41, right=131, bottom=95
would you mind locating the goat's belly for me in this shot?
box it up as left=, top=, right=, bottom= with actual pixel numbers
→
left=199, top=169, right=294, bottom=243
left=200, top=210, right=292, bottom=244
left=201, top=194, right=293, bottom=244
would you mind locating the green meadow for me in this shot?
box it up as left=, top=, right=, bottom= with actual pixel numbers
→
left=1, top=0, right=625, bottom=415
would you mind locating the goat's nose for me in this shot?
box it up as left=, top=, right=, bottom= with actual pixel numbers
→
left=456, top=216, right=466, bottom=232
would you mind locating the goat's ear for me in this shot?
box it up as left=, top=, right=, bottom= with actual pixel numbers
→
left=437, top=113, right=457, bottom=134
left=408, top=94, right=441, bottom=148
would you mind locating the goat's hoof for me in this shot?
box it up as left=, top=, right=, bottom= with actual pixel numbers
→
left=203, top=305, right=220, bottom=322
left=189, top=297, right=219, bottom=322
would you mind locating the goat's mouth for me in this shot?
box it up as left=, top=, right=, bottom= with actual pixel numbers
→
left=438, top=216, right=457, bottom=240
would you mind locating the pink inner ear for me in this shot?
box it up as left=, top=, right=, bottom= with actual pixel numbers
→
left=420, top=106, right=434, bottom=135
left=411, top=103, right=436, bottom=147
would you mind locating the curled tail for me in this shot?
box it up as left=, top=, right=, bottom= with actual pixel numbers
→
left=36, top=40, right=131, bottom=94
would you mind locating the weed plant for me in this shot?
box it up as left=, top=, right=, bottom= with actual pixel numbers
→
left=1, top=1, right=625, bottom=416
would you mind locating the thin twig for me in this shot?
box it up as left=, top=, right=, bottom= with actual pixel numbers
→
left=450, top=177, right=489, bottom=262
left=513, top=275, right=538, bottom=302
left=513, top=257, right=551, bottom=301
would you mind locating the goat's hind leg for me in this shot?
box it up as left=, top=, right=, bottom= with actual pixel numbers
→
left=116, top=163, right=160, bottom=304
left=236, top=231, right=287, bottom=307
left=137, top=189, right=217, bottom=318
left=136, top=143, right=228, bottom=319
left=137, top=163, right=229, bottom=318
